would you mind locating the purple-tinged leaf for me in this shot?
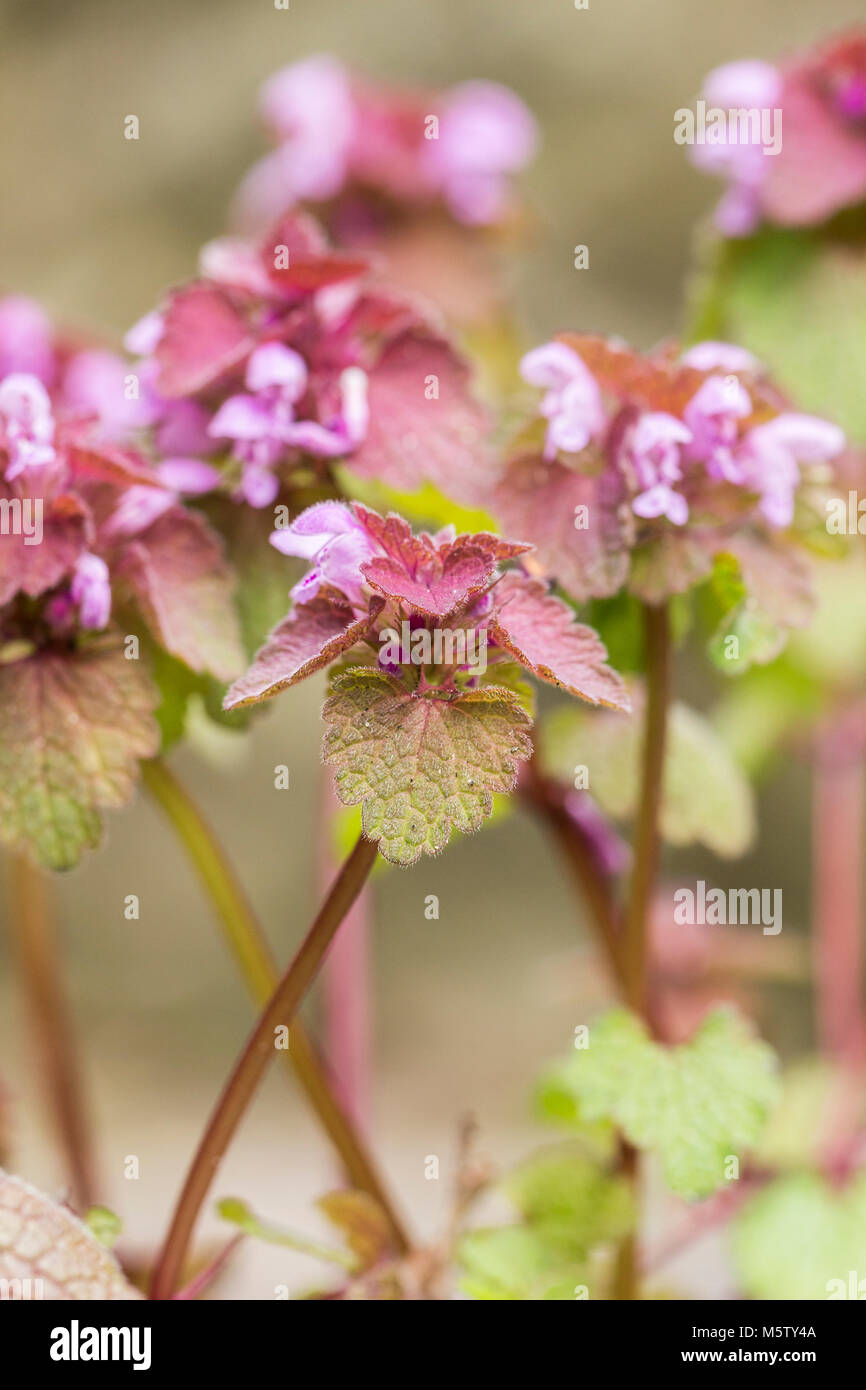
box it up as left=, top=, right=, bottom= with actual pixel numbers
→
left=489, top=573, right=630, bottom=710
left=116, top=509, right=244, bottom=680
left=323, top=668, right=533, bottom=864
left=224, top=596, right=378, bottom=709
left=0, top=645, right=159, bottom=870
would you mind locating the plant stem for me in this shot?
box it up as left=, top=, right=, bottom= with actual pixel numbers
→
left=319, top=776, right=371, bottom=1129
left=623, top=603, right=672, bottom=1018
left=615, top=601, right=672, bottom=1300
left=149, top=831, right=379, bottom=1300
left=8, top=856, right=97, bottom=1212
left=141, top=759, right=408, bottom=1256
left=521, top=756, right=627, bottom=995
left=811, top=713, right=866, bottom=1069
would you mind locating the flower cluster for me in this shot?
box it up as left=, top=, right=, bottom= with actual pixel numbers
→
left=0, top=295, right=238, bottom=664
left=692, top=32, right=866, bottom=234
left=225, top=500, right=628, bottom=863
left=0, top=298, right=243, bottom=869
left=495, top=334, right=843, bottom=607
left=234, top=55, right=537, bottom=237
left=128, top=211, right=495, bottom=510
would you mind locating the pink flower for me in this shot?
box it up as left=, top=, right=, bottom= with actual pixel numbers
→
left=61, top=349, right=154, bottom=439
left=737, top=412, right=845, bottom=527
left=234, top=58, right=536, bottom=233
left=0, top=297, right=56, bottom=384
left=690, top=61, right=782, bottom=236
left=623, top=412, right=692, bottom=526
left=520, top=341, right=604, bottom=459
left=424, top=81, right=538, bottom=224
left=70, top=553, right=112, bottom=630
left=680, top=341, right=759, bottom=373
left=0, top=373, right=57, bottom=479
left=683, top=374, right=753, bottom=483
left=270, top=500, right=382, bottom=608
left=208, top=343, right=369, bottom=506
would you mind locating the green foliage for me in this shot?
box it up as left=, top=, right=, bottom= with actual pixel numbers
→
left=539, top=694, right=756, bottom=857
left=0, top=643, right=159, bottom=869
left=322, top=668, right=532, bottom=864
left=458, top=1145, right=632, bottom=1300
left=547, top=1009, right=778, bottom=1200
left=734, top=1172, right=866, bottom=1300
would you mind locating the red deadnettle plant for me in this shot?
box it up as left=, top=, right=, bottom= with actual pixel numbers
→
left=232, top=57, right=537, bottom=328
left=146, top=501, right=629, bottom=1298
left=4, top=39, right=862, bottom=1308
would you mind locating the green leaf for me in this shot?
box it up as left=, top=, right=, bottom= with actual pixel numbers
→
left=733, top=1172, right=866, bottom=1300
left=217, top=1196, right=355, bottom=1270
left=322, top=668, right=533, bottom=865
left=505, top=1148, right=633, bottom=1260
left=459, top=1226, right=563, bottom=1300
left=709, top=227, right=866, bottom=445
left=754, top=1062, right=858, bottom=1172
left=84, top=1206, right=123, bottom=1248
left=335, top=464, right=497, bottom=535
left=0, top=643, right=159, bottom=870
left=553, top=1009, right=778, bottom=1199
left=539, top=695, right=756, bottom=858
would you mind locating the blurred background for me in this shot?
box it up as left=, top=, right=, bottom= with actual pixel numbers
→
left=1, top=0, right=862, bottom=1297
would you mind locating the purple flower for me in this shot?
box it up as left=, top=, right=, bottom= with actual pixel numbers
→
left=737, top=413, right=845, bottom=527
left=683, top=373, right=753, bottom=483
left=0, top=373, right=57, bottom=479
left=690, top=61, right=782, bottom=237
left=680, top=341, right=759, bottom=373
left=270, top=500, right=381, bottom=609
left=623, top=411, right=692, bottom=526
left=0, top=297, right=56, bottom=384
left=70, top=552, right=112, bottom=630
left=210, top=344, right=368, bottom=507
left=234, top=57, right=354, bottom=229
left=520, top=341, right=604, bottom=459
left=61, top=349, right=154, bottom=439
left=425, top=81, right=538, bottom=224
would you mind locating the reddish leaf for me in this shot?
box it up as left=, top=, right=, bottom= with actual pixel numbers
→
left=362, top=544, right=493, bottom=618
left=115, top=509, right=244, bottom=680
left=224, top=596, right=377, bottom=709
left=494, top=451, right=632, bottom=602
left=629, top=530, right=715, bottom=604
left=489, top=572, right=630, bottom=710
left=155, top=283, right=254, bottom=398
left=0, top=489, right=90, bottom=606
left=0, top=645, right=159, bottom=870
left=764, top=52, right=866, bottom=226
left=347, top=332, right=497, bottom=504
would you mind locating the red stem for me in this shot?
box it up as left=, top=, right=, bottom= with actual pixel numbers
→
left=149, top=833, right=379, bottom=1300
left=812, top=713, right=866, bottom=1069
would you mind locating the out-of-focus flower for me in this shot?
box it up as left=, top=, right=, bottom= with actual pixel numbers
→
left=495, top=333, right=845, bottom=620
left=234, top=56, right=537, bottom=236
left=692, top=32, right=866, bottom=232
left=130, top=211, right=495, bottom=509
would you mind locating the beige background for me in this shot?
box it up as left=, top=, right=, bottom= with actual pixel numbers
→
left=1, top=0, right=860, bottom=1297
